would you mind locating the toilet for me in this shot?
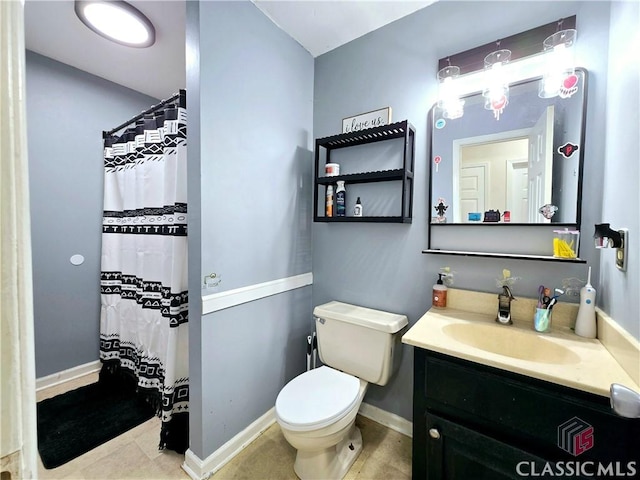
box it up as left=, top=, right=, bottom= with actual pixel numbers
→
left=275, top=301, right=408, bottom=480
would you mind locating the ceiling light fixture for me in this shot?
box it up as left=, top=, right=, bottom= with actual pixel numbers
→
left=75, top=0, right=155, bottom=48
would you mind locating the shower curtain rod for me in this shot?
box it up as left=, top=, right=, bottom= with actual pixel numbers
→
left=103, top=89, right=186, bottom=139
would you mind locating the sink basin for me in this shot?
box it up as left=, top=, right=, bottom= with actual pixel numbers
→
left=442, top=322, right=581, bottom=364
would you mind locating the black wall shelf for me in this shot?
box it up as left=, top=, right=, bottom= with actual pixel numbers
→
left=314, top=120, right=415, bottom=223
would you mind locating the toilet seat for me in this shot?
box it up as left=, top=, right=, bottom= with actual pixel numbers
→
left=276, top=366, right=361, bottom=432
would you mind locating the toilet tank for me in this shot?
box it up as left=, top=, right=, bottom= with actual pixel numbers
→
left=313, top=301, right=408, bottom=386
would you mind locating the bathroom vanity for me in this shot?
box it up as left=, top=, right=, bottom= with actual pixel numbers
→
left=403, top=292, right=640, bottom=479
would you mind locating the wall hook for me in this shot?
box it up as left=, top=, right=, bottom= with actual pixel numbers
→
left=594, top=223, right=628, bottom=271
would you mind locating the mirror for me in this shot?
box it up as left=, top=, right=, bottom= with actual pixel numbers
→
left=430, top=68, right=587, bottom=225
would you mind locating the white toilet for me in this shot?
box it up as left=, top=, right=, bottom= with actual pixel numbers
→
left=275, top=301, right=408, bottom=480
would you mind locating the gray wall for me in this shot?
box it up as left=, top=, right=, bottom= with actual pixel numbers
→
left=25, top=51, right=159, bottom=377
left=188, top=1, right=314, bottom=458
left=312, top=1, right=618, bottom=422
left=599, top=0, right=639, bottom=339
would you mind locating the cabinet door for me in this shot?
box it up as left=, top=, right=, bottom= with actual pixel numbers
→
left=425, top=413, right=555, bottom=480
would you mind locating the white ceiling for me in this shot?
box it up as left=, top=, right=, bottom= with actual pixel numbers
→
left=24, top=0, right=434, bottom=100
left=253, top=1, right=434, bottom=57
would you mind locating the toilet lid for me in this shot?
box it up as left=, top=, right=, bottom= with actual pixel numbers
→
left=276, top=366, right=361, bottom=431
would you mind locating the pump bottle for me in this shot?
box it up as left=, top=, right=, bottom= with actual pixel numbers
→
left=432, top=274, right=447, bottom=308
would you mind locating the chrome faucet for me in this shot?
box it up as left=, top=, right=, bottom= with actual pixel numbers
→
left=496, top=286, right=515, bottom=325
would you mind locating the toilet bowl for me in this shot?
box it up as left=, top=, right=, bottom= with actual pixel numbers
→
left=275, top=301, right=408, bottom=480
left=275, top=366, right=368, bottom=480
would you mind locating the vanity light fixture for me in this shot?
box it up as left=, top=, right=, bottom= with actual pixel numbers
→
left=437, top=65, right=465, bottom=119
left=437, top=17, right=577, bottom=110
left=594, top=223, right=628, bottom=271
left=482, top=48, right=511, bottom=120
left=75, top=0, right=156, bottom=48
left=539, top=27, right=577, bottom=98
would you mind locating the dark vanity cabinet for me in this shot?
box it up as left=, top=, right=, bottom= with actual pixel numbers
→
left=412, top=349, right=640, bottom=479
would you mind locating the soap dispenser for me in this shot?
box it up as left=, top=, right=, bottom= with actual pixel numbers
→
left=432, top=274, right=447, bottom=308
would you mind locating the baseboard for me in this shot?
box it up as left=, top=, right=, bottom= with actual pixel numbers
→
left=35, top=360, right=101, bottom=391
left=182, top=403, right=411, bottom=479
left=358, top=402, right=413, bottom=438
left=182, top=408, right=276, bottom=480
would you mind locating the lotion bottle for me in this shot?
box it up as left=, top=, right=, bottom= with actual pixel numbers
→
left=432, top=274, right=447, bottom=308
left=574, top=266, right=597, bottom=338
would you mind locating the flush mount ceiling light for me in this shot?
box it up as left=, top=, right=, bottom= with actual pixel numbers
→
left=75, top=0, right=155, bottom=48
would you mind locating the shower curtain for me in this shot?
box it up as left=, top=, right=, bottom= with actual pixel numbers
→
left=99, top=94, right=188, bottom=453
left=1, top=1, right=38, bottom=477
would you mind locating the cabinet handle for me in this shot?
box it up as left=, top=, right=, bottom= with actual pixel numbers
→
left=429, top=428, right=440, bottom=439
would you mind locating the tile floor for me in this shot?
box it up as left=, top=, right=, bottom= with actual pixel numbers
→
left=37, top=374, right=412, bottom=480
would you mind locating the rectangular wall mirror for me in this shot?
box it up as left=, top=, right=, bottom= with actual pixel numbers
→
left=430, top=68, right=587, bottom=226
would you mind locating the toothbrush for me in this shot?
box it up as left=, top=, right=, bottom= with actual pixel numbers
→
left=547, top=289, right=566, bottom=312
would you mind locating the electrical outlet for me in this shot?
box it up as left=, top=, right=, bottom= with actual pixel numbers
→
left=616, top=229, right=628, bottom=272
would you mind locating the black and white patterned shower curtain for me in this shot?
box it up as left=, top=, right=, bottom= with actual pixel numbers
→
left=99, top=95, right=188, bottom=453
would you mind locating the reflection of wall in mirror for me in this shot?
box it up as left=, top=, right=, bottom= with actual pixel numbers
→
left=459, top=139, right=529, bottom=222
left=431, top=72, right=584, bottom=224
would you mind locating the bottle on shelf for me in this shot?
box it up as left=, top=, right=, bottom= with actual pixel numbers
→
left=336, top=181, right=346, bottom=217
left=354, top=197, right=363, bottom=217
left=326, top=185, right=334, bottom=217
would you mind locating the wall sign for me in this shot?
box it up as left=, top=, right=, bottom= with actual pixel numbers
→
left=342, top=107, right=392, bottom=133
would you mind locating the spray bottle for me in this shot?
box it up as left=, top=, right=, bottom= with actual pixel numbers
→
left=325, top=185, right=334, bottom=217
left=336, top=181, right=346, bottom=217
left=574, top=266, right=597, bottom=338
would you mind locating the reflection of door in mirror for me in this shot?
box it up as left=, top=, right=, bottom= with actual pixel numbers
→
left=458, top=164, right=486, bottom=222
left=506, top=160, right=528, bottom=222
left=527, top=106, right=554, bottom=223
left=453, top=133, right=529, bottom=222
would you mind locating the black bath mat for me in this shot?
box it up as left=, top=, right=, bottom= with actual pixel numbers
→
left=37, top=381, right=155, bottom=469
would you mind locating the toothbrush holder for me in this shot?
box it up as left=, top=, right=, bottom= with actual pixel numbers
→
left=534, top=307, right=552, bottom=333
